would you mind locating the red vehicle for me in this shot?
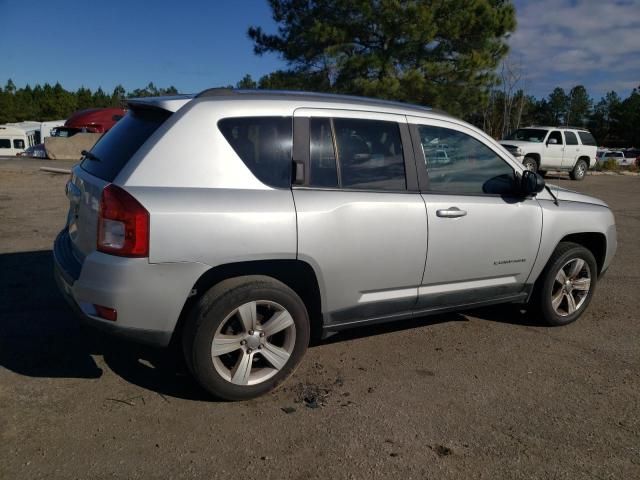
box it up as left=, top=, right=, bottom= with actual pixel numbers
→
left=51, top=107, right=126, bottom=137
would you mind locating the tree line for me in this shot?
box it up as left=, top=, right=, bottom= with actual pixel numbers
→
left=0, top=80, right=178, bottom=124
left=1, top=0, right=638, bottom=147
left=474, top=83, right=640, bottom=148
left=2, top=75, right=636, bottom=148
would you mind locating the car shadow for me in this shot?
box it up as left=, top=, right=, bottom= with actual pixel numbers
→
left=462, top=303, right=543, bottom=327
left=316, top=312, right=468, bottom=345
left=0, top=249, right=209, bottom=401
left=542, top=172, right=569, bottom=181
left=0, top=249, right=544, bottom=401
left=543, top=171, right=597, bottom=182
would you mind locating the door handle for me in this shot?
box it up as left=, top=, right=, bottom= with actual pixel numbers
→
left=436, top=207, right=467, bottom=218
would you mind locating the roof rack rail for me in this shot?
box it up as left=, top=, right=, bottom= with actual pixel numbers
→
left=195, top=88, right=236, bottom=98
left=193, top=87, right=439, bottom=114
left=528, top=125, right=589, bottom=131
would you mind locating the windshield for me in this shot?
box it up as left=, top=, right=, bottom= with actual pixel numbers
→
left=505, top=128, right=548, bottom=143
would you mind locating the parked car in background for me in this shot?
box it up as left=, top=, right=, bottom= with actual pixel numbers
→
left=500, top=127, right=598, bottom=180
left=623, top=148, right=640, bottom=167
left=16, top=143, right=47, bottom=158
left=423, top=147, right=450, bottom=165
left=54, top=90, right=617, bottom=400
left=597, top=150, right=635, bottom=166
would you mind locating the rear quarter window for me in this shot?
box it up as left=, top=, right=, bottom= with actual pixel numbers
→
left=578, top=131, right=597, bottom=146
left=80, top=108, right=172, bottom=182
left=218, top=117, right=293, bottom=188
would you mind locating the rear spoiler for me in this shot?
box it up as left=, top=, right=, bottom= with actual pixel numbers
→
left=126, top=94, right=194, bottom=113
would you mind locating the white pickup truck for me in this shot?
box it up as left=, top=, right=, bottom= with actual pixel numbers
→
left=500, top=127, right=598, bottom=180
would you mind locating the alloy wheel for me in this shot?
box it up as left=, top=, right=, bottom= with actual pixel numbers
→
left=550, top=258, right=592, bottom=316
left=211, top=300, right=296, bottom=386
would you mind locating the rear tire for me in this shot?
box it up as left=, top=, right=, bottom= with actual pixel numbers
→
left=532, top=242, right=597, bottom=326
left=522, top=156, right=538, bottom=172
left=570, top=159, right=588, bottom=181
left=182, top=276, right=310, bottom=400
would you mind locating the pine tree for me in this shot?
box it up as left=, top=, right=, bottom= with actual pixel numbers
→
left=248, top=0, right=516, bottom=117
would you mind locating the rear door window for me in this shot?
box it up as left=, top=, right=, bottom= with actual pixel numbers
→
left=218, top=117, right=293, bottom=189
left=0, top=139, right=10, bottom=149
left=81, top=108, right=172, bottom=182
left=333, top=118, right=406, bottom=190
left=564, top=131, right=578, bottom=145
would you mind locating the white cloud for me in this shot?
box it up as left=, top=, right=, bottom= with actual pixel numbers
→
left=508, top=0, right=640, bottom=95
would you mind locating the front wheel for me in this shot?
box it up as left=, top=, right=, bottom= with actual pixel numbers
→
left=182, top=276, right=310, bottom=400
left=533, top=242, right=597, bottom=326
left=570, top=159, right=588, bottom=180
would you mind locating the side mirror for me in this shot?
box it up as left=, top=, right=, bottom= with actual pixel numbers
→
left=520, top=170, right=545, bottom=196
left=547, top=138, right=558, bottom=145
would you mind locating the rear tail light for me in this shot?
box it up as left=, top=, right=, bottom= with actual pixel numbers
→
left=98, top=184, right=149, bottom=257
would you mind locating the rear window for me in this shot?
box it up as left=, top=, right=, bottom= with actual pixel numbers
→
left=0, top=139, right=10, bottom=149
left=80, top=108, right=171, bottom=182
left=218, top=117, right=292, bottom=188
left=578, top=131, right=597, bottom=146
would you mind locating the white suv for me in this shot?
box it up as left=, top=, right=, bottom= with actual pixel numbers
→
left=500, top=127, right=598, bottom=180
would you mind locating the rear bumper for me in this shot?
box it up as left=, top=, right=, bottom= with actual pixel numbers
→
left=53, top=229, right=209, bottom=347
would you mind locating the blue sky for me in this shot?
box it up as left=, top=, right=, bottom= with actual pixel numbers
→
left=2, top=0, right=639, bottom=101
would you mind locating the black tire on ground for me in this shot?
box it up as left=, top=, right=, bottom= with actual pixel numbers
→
left=570, top=159, right=588, bottom=181
left=182, top=275, right=310, bottom=400
left=522, top=156, right=538, bottom=172
left=531, top=242, right=598, bottom=326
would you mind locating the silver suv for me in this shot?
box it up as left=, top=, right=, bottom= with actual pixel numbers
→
left=54, top=90, right=617, bottom=400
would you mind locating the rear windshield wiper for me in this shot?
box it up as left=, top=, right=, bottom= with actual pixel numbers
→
left=81, top=150, right=100, bottom=162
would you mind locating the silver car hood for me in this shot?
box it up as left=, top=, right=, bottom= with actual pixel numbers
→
left=545, top=184, right=609, bottom=208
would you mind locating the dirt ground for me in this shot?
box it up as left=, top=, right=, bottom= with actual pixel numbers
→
left=1, top=157, right=638, bottom=479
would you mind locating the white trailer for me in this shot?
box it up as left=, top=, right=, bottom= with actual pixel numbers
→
left=0, top=124, right=38, bottom=155
left=39, top=120, right=66, bottom=141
